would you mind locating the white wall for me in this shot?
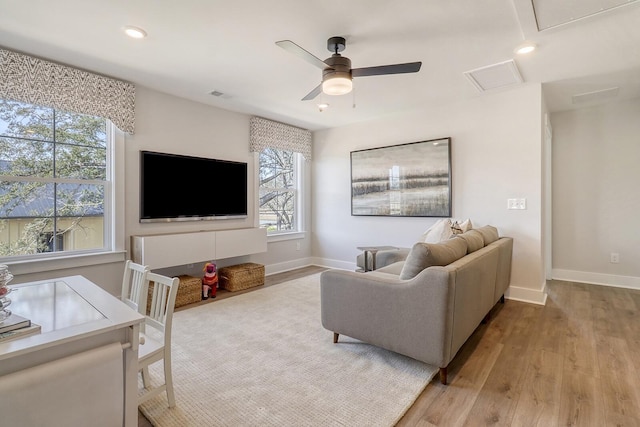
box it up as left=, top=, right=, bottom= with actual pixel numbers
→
left=126, top=87, right=313, bottom=278
left=312, top=84, right=546, bottom=301
left=10, top=86, right=314, bottom=294
left=551, top=98, right=640, bottom=289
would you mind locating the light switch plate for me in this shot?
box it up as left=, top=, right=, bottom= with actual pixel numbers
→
left=507, top=198, right=526, bottom=210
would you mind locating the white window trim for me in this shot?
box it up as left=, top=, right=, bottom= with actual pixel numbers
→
left=0, top=122, right=126, bottom=273
left=257, top=150, right=305, bottom=236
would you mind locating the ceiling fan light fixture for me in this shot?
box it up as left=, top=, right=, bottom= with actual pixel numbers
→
left=322, top=75, right=352, bottom=96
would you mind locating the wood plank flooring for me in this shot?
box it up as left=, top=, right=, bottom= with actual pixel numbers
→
left=397, top=279, right=640, bottom=427
left=140, top=270, right=640, bottom=426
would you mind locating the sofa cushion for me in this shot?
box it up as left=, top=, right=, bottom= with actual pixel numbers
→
left=476, top=225, right=499, bottom=245
left=456, top=229, right=484, bottom=253
left=399, top=237, right=468, bottom=280
left=420, top=219, right=454, bottom=243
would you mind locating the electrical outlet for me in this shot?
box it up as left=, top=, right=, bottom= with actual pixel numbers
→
left=296, top=242, right=301, bottom=251
left=610, top=253, right=620, bottom=264
left=507, top=198, right=527, bottom=210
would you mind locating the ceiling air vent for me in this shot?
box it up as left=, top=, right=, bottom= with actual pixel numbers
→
left=571, top=87, right=620, bottom=104
left=464, top=60, right=523, bottom=92
left=209, top=90, right=232, bottom=99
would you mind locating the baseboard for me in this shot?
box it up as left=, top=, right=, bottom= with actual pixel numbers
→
left=264, top=257, right=356, bottom=276
left=308, top=257, right=357, bottom=271
left=504, top=282, right=547, bottom=305
left=264, top=257, right=315, bottom=276
left=552, top=269, right=640, bottom=291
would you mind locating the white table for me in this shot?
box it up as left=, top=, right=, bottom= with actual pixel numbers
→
left=0, top=275, right=144, bottom=427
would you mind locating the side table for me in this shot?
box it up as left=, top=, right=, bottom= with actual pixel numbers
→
left=356, top=246, right=399, bottom=272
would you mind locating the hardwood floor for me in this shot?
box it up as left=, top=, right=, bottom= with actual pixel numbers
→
left=140, top=270, right=640, bottom=426
left=397, top=280, right=640, bottom=427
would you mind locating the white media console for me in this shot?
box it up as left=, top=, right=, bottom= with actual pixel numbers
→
left=131, top=228, right=267, bottom=269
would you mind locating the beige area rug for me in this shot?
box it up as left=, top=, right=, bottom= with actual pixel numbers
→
left=138, top=273, right=437, bottom=426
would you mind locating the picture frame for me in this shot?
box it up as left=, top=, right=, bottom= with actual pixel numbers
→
left=350, top=137, right=452, bottom=217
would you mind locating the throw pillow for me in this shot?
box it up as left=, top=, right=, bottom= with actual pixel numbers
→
left=458, top=218, right=473, bottom=232
left=456, top=229, right=484, bottom=253
left=399, top=237, right=468, bottom=280
left=476, top=225, right=499, bottom=245
left=450, top=221, right=463, bottom=235
left=420, top=218, right=454, bottom=243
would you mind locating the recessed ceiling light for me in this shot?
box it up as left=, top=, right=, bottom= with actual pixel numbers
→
left=515, top=42, right=537, bottom=55
left=124, top=26, right=147, bottom=39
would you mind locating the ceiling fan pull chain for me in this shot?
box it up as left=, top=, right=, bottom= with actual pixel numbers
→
left=352, top=87, right=356, bottom=109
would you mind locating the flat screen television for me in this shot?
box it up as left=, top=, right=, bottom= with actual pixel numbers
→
left=140, top=150, right=248, bottom=222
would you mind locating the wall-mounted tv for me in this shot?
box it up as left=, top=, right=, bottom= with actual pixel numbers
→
left=140, top=150, right=248, bottom=223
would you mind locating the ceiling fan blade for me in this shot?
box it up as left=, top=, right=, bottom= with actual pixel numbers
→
left=301, top=83, right=323, bottom=101
left=276, top=40, right=329, bottom=70
left=352, top=62, right=422, bottom=78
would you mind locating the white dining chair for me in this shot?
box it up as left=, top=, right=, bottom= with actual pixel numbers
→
left=138, top=272, right=180, bottom=408
left=121, top=260, right=150, bottom=316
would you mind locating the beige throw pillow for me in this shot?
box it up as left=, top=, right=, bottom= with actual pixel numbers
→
left=476, top=225, right=499, bottom=245
left=420, top=218, right=454, bottom=243
left=399, top=237, right=468, bottom=280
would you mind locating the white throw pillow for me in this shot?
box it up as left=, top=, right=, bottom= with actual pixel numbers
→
left=458, top=218, right=473, bottom=232
left=420, top=219, right=454, bottom=243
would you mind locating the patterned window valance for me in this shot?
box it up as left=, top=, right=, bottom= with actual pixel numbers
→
left=250, top=116, right=312, bottom=161
left=0, top=48, right=135, bottom=134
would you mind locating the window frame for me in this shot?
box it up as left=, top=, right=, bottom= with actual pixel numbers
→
left=0, top=100, right=125, bottom=273
left=257, top=148, right=304, bottom=237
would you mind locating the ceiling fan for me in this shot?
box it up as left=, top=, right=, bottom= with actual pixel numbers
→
left=276, top=36, right=422, bottom=101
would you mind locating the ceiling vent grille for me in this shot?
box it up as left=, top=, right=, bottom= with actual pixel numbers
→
left=463, top=60, right=524, bottom=92
left=571, top=87, right=620, bottom=104
left=209, top=90, right=232, bottom=99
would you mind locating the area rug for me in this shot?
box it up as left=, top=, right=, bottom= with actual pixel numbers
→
left=138, top=273, right=437, bottom=426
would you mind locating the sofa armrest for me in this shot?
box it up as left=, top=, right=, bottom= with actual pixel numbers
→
left=320, top=268, right=455, bottom=367
left=356, top=248, right=411, bottom=270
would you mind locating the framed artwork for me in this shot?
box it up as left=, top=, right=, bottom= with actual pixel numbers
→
left=350, top=137, right=451, bottom=217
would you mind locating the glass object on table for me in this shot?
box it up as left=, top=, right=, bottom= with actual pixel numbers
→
left=0, top=264, right=14, bottom=322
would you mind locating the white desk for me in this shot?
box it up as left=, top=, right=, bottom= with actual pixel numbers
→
left=0, top=275, right=144, bottom=427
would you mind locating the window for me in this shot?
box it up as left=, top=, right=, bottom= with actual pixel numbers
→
left=0, top=99, right=111, bottom=259
left=258, top=147, right=302, bottom=234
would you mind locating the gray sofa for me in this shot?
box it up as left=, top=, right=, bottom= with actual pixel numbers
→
left=320, top=226, right=513, bottom=384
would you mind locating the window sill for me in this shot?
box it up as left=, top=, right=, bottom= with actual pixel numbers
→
left=4, top=251, right=127, bottom=276
left=267, top=231, right=306, bottom=243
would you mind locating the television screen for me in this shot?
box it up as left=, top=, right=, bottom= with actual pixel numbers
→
left=140, top=151, right=248, bottom=222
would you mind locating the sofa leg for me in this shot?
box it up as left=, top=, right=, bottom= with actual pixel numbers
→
left=333, top=332, right=339, bottom=343
left=439, top=367, right=448, bottom=385
left=481, top=312, right=490, bottom=324
left=501, top=294, right=505, bottom=304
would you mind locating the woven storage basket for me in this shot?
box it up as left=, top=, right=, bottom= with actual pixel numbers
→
left=219, top=263, right=265, bottom=292
left=146, top=274, right=201, bottom=313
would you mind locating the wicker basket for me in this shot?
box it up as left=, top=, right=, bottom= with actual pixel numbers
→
left=219, top=263, right=265, bottom=292
left=146, top=274, right=201, bottom=313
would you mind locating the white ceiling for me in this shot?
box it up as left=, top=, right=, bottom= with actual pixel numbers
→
left=1, top=0, right=639, bottom=131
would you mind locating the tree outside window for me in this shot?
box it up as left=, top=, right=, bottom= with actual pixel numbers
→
left=258, top=147, right=300, bottom=233
left=0, top=99, right=109, bottom=258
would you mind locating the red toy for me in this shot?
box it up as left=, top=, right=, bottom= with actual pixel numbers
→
left=202, top=262, right=218, bottom=300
